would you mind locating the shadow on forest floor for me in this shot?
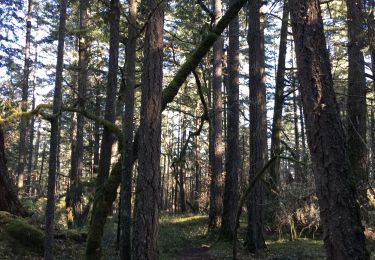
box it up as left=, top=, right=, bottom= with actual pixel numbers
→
left=158, top=214, right=375, bottom=260
left=0, top=211, right=374, bottom=259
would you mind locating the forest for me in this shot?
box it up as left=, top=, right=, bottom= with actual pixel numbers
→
left=0, top=0, right=374, bottom=259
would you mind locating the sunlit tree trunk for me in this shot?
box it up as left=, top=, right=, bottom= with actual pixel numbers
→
left=208, top=0, right=224, bottom=230
left=132, top=0, right=164, bottom=258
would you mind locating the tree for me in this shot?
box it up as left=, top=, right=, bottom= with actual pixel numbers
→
left=246, top=0, right=267, bottom=252
left=220, top=0, right=240, bottom=240
left=132, top=0, right=164, bottom=258
left=0, top=126, right=27, bottom=216
left=44, top=0, right=68, bottom=258
left=208, top=0, right=224, bottom=230
left=96, top=0, right=120, bottom=187
left=66, top=0, right=90, bottom=229
left=289, top=0, right=369, bottom=258
left=16, top=0, right=33, bottom=191
left=270, top=0, right=289, bottom=187
left=346, top=0, right=369, bottom=214
left=119, top=0, right=137, bottom=258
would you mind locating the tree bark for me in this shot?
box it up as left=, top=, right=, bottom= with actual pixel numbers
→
left=0, top=127, right=27, bottom=216
left=17, top=0, right=33, bottom=190
left=221, top=0, right=240, bottom=241
left=96, top=0, right=120, bottom=187
left=85, top=0, right=251, bottom=254
left=119, top=0, right=137, bottom=258
left=66, top=0, right=89, bottom=230
left=346, top=0, right=369, bottom=212
left=208, top=0, right=224, bottom=230
left=270, top=0, right=289, bottom=186
left=246, top=0, right=267, bottom=253
left=44, top=0, right=68, bottom=258
left=132, top=0, right=164, bottom=258
left=289, top=0, right=369, bottom=259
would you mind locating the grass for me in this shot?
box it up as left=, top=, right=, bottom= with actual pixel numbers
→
left=158, top=213, right=328, bottom=259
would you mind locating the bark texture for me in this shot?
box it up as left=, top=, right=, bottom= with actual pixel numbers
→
left=66, top=0, right=89, bottom=229
left=132, top=1, right=164, bottom=259
left=246, top=0, right=267, bottom=252
left=346, top=0, right=369, bottom=211
left=208, top=0, right=224, bottom=230
left=17, top=0, right=33, bottom=190
left=220, top=0, right=240, bottom=240
left=44, top=0, right=68, bottom=258
left=96, top=0, right=120, bottom=186
left=0, top=127, right=27, bottom=216
left=85, top=0, right=251, bottom=254
left=289, top=0, right=369, bottom=259
left=119, top=0, right=137, bottom=258
left=270, top=0, right=288, bottom=186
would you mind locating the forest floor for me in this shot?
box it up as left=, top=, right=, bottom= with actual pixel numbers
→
left=0, top=211, right=374, bottom=259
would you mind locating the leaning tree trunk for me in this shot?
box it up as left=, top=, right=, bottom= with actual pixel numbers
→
left=0, top=126, right=27, bottom=216
left=220, top=0, right=240, bottom=241
left=132, top=0, right=164, bottom=259
left=346, top=0, right=369, bottom=214
left=44, top=0, right=68, bottom=258
left=246, top=0, right=267, bottom=253
left=289, top=0, right=369, bottom=259
left=208, top=0, right=224, bottom=230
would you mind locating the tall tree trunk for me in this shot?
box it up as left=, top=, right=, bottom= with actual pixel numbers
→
left=270, top=0, right=288, bottom=187
left=0, top=127, right=27, bottom=216
left=289, top=0, right=369, bottom=259
left=96, top=0, right=120, bottom=187
left=292, top=82, right=302, bottom=182
left=44, top=0, right=68, bottom=258
left=85, top=0, right=251, bottom=254
left=179, top=113, right=187, bottom=213
left=221, top=0, right=240, bottom=241
left=119, top=0, right=137, bottom=258
left=132, top=1, right=164, bottom=258
left=246, top=0, right=267, bottom=252
left=17, top=0, right=33, bottom=190
left=66, top=0, right=89, bottom=229
left=208, top=0, right=224, bottom=230
left=346, top=0, right=369, bottom=212
left=25, top=89, right=35, bottom=194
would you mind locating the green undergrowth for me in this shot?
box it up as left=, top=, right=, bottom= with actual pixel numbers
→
left=159, top=213, right=326, bottom=260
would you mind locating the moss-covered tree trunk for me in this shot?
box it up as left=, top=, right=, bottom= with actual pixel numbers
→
left=0, top=127, right=27, bottom=216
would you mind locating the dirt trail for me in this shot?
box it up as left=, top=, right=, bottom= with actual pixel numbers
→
left=178, top=247, right=215, bottom=260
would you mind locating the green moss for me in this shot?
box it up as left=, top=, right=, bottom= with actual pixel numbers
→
left=4, top=218, right=44, bottom=254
